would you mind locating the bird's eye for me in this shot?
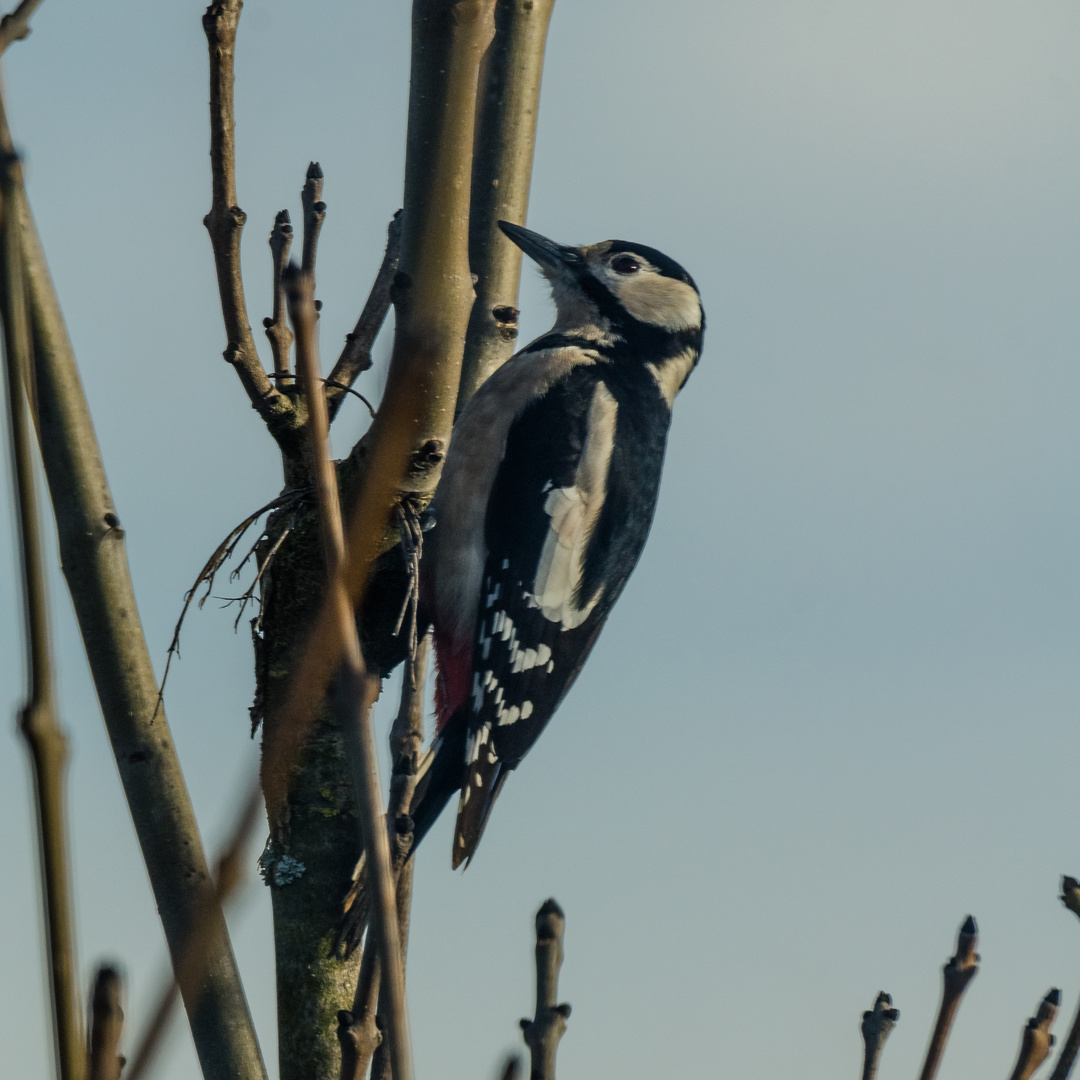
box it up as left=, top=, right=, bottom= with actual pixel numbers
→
left=611, top=254, right=640, bottom=275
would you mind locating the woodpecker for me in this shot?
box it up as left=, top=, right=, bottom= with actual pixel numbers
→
left=395, top=219, right=706, bottom=872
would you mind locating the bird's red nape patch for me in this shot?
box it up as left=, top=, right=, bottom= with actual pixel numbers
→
left=433, top=629, right=472, bottom=733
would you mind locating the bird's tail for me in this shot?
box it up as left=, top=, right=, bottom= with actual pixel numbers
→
left=336, top=714, right=468, bottom=956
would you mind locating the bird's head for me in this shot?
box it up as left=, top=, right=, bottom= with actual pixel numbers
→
left=498, top=221, right=704, bottom=346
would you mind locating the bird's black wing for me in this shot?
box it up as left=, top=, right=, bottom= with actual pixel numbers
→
left=451, top=360, right=664, bottom=865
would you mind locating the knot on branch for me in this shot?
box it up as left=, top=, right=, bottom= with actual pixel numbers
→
left=492, top=304, right=520, bottom=342
left=407, top=439, right=445, bottom=476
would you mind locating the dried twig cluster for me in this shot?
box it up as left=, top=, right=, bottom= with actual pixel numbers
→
left=860, top=880, right=1080, bottom=1080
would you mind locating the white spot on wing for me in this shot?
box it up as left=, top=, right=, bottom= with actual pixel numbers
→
left=521, top=701, right=533, bottom=719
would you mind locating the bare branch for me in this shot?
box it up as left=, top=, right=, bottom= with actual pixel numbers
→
left=8, top=98, right=266, bottom=1080
left=202, top=1, right=297, bottom=443
left=124, top=782, right=263, bottom=1080
left=337, top=635, right=431, bottom=959
left=337, top=935, right=382, bottom=1080
left=0, top=0, right=45, bottom=55
left=1008, top=989, right=1061, bottom=1080
left=86, top=966, right=124, bottom=1080
left=369, top=638, right=430, bottom=1080
left=496, top=1057, right=523, bottom=1080
left=360, top=0, right=497, bottom=492
left=1048, top=878, right=1080, bottom=1080
left=917, top=915, right=979, bottom=1080
left=520, top=899, right=571, bottom=1080
left=325, top=212, right=401, bottom=421
left=1, top=141, right=84, bottom=1080
left=286, top=266, right=414, bottom=1080
left=860, top=992, right=899, bottom=1080
left=459, top=0, right=556, bottom=408
left=263, top=210, right=294, bottom=382
left=301, top=162, right=326, bottom=281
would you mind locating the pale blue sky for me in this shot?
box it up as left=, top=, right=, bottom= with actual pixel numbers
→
left=3, top=2, right=1080, bottom=1078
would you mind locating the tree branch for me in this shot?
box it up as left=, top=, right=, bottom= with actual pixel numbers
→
left=917, top=915, right=979, bottom=1080
left=458, top=0, right=556, bottom=409
left=301, top=162, right=326, bottom=281
left=1008, top=989, right=1061, bottom=1080
left=260, top=0, right=495, bottom=847
left=325, top=212, right=401, bottom=422
left=123, top=781, right=263, bottom=1080
left=1, top=140, right=84, bottom=1080
left=287, top=267, right=414, bottom=1080
left=860, top=992, right=899, bottom=1080
left=1048, top=878, right=1080, bottom=1080
left=86, top=966, right=125, bottom=1080
left=0, top=0, right=44, bottom=55
left=263, top=210, right=294, bottom=383
left=4, top=94, right=266, bottom=1080
left=202, top=0, right=297, bottom=445
left=338, top=637, right=429, bottom=1080
left=369, top=635, right=429, bottom=1080
left=520, top=899, right=571, bottom=1080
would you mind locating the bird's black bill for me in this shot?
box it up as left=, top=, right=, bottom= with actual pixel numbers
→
left=497, top=220, right=578, bottom=271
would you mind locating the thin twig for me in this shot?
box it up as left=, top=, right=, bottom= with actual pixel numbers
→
left=0, top=0, right=44, bottom=55
left=86, top=966, right=124, bottom=1080
left=1, top=138, right=84, bottom=1080
left=325, top=212, right=402, bottom=421
left=323, top=378, right=376, bottom=418
left=369, top=638, right=429, bottom=1080
left=202, top=0, right=295, bottom=440
left=337, top=931, right=383, bottom=1080
left=156, top=490, right=304, bottom=707
left=860, top=992, right=899, bottom=1080
left=286, top=264, right=414, bottom=1080
left=9, top=51, right=266, bottom=1080
left=917, top=915, right=979, bottom=1080
left=1008, top=989, right=1061, bottom=1080
left=458, top=0, right=557, bottom=409
left=496, top=1057, right=522, bottom=1080
left=123, top=780, right=263, bottom=1080
left=230, top=522, right=292, bottom=631
left=263, top=209, right=294, bottom=382
left=520, top=899, right=571, bottom=1080
left=1048, top=878, right=1080, bottom=1080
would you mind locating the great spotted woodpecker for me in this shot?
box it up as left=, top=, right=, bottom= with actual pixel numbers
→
left=397, top=220, right=705, bottom=869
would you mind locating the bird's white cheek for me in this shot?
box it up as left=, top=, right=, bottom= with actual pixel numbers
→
left=615, top=276, right=701, bottom=332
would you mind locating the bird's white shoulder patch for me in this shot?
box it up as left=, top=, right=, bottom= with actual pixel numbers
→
left=429, top=346, right=596, bottom=642
left=530, top=381, right=617, bottom=628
